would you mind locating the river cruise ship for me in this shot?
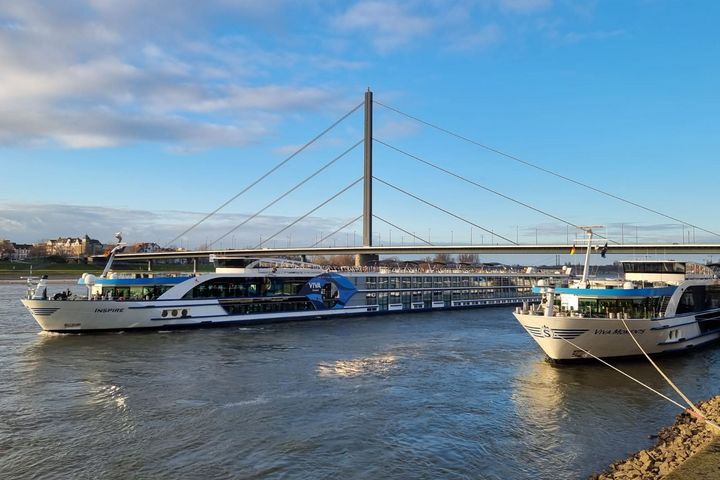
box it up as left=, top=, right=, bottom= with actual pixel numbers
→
left=22, top=255, right=568, bottom=333
left=513, top=232, right=720, bottom=361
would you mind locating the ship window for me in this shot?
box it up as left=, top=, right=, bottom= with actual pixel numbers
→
left=677, top=286, right=703, bottom=314
left=578, top=296, right=668, bottom=318
left=623, top=262, right=686, bottom=274
left=706, top=285, right=720, bottom=309
left=676, top=285, right=720, bottom=314
left=183, top=276, right=313, bottom=299
left=220, top=300, right=315, bottom=315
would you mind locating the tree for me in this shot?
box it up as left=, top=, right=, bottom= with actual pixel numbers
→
left=432, top=253, right=454, bottom=263
left=308, top=255, right=330, bottom=265
left=0, top=240, right=14, bottom=260
left=29, top=244, right=48, bottom=259
left=330, top=254, right=356, bottom=266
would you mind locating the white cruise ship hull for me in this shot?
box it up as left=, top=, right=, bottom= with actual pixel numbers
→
left=22, top=296, right=531, bottom=332
left=20, top=257, right=568, bottom=333
left=21, top=298, right=380, bottom=332
left=513, top=312, right=720, bottom=361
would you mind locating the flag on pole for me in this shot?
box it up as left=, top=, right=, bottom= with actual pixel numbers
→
left=600, top=242, right=608, bottom=258
left=570, top=244, right=576, bottom=255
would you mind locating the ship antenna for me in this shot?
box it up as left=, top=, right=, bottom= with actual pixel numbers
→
left=578, top=225, right=602, bottom=286
left=101, top=231, right=127, bottom=278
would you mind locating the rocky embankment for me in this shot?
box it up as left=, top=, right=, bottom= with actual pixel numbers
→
left=591, top=396, right=720, bottom=479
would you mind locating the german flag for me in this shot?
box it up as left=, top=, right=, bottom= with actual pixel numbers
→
left=570, top=244, right=576, bottom=255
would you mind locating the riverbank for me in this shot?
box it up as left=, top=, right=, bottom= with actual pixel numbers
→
left=0, top=277, right=80, bottom=284
left=591, top=396, right=720, bottom=479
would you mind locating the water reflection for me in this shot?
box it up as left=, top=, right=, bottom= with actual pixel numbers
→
left=510, top=354, right=720, bottom=476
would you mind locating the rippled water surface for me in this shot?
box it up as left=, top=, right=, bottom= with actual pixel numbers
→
left=2, top=283, right=720, bottom=479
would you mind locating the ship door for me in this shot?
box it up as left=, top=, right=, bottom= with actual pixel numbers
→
left=322, top=282, right=339, bottom=308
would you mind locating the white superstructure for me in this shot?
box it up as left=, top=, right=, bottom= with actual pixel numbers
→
left=22, top=255, right=567, bottom=333
left=513, top=229, right=720, bottom=361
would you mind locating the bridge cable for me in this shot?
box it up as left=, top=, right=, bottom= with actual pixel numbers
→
left=165, top=101, right=364, bottom=247
left=375, top=100, right=720, bottom=240
left=373, top=214, right=434, bottom=246
left=310, top=214, right=364, bottom=248
left=254, top=177, right=363, bottom=249
left=209, top=139, right=363, bottom=248
left=374, top=138, right=615, bottom=245
left=373, top=176, right=517, bottom=245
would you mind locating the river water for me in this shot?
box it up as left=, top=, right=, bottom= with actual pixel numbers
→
left=2, top=283, right=719, bottom=479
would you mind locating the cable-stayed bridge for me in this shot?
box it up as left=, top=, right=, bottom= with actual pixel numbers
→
left=110, top=89, right=720, bottom=264
left=113, top=244, right=720, bottom=262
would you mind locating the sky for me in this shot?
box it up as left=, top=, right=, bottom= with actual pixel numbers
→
left=0, top=0, right=719, bottom=263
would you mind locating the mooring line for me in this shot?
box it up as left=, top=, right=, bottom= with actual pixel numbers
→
left=559, top=338, right=687, bottom=410
left=560, top=335, right=720, bottom=433
left=619, top=318, right=720, bottom=433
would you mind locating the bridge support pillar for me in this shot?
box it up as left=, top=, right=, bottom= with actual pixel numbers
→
left=355, top=253, right=379, bottom=268
left=363, top=88, right=373, bottom=247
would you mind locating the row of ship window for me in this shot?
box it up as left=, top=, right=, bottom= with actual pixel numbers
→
left=574, top=285, right=720, bottom=318
left=576, top=297, right=670, bottom=319
left=366, top=288, right=532, bottom=305
left=221, top=301, right=315, bottom=315
left=362, top=276, right=536, bottom=289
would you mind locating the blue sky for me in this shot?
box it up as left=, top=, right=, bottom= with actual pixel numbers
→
left=0, top=0, right=719, bottom=262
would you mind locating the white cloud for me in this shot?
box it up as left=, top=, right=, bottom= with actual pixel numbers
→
left=0, top=1, right=359, bottom=150
left=0, top=202, right=361, bottom=248
left=374, top=119, right=420, bottom=139
left=0, top=108, right=272, bottom=149
left=333, top=1, right=435, bottom=52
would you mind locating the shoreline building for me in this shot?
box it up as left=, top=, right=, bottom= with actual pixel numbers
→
left=10, top=243, right=32, bottom=261
left=44, top=235, right=104, bottom=259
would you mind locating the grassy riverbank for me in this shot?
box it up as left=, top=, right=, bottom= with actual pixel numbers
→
left=0, top=261, right=99, bottom=279
left=0, top=260, right=212, bottom=280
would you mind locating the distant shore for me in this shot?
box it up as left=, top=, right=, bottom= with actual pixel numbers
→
left=0, top=270, right=88, bottom=284
left=592, top=395, right=720, bottom=479
left=0, top=276, right=82, bottom=283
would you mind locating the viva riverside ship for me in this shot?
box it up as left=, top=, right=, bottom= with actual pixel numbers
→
left=513, top=228, right=720, bottom=362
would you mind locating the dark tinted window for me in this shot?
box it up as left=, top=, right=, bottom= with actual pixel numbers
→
left=183, top=276, right=312, bottom=299
left=677, top=286, right=706, bottom=314
left=623, top=262, right=685, bottom=274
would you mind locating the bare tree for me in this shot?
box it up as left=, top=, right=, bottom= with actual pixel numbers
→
left=29, top=244, right=48, bottom=259
left=458, top=253, right=479, bottom=264
left=331, top=254, right=356, bottom=266
left=308, top=255, right=330, bottom=265
left=432, top=253, right=454, bottom=263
